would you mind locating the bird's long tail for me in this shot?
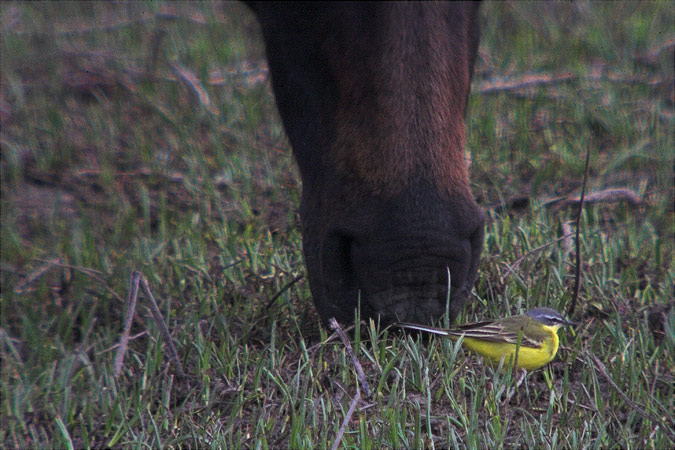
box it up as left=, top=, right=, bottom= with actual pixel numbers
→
left=396, top=323, right=459, bottom=339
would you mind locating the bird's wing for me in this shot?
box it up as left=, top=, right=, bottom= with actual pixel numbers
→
left=448, top=317, right=542, bottom=348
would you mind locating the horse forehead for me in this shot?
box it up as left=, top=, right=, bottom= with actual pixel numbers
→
left=324, top=4, right=475, bottom=198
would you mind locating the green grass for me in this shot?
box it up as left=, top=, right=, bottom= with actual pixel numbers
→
left=1, top=1, right=673, bottom=448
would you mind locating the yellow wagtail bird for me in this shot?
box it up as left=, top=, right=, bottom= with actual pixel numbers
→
left=397, top=307, right=575, bottom=371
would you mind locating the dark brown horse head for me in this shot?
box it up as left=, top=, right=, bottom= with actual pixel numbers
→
left=249, top=2, right=485, bottom=325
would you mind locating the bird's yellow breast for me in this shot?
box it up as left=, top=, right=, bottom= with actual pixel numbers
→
left=460, top=325, right=560, bottom=371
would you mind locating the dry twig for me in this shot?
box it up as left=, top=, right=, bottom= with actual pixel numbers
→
left=328, top=317, right=369, bottom=450
left=328, top=317, right=370, bottom=397
left=137, top=272, right=186, bottom=378
left=113, top=272, right=141, bottom=378
left=331, top=384, right=361, bottom=450
left=568, top=142, right=591, bottom=317
left=12, top=259, right=59, bottom=294
left=554, top=188, right=643, bottom=210
left=170, top=62, right=219, bottom=115
left=478, top=72, right=576, bottom=95
left=635, top=37, right=675, bottom=66
left=266, top=274, right=304, bottom=309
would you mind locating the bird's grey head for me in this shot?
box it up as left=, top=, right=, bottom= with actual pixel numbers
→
left=527, top=307, right=576, bottom=326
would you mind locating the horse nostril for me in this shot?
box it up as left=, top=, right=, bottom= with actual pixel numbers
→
left=325, top=231, right=357, bottom=291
